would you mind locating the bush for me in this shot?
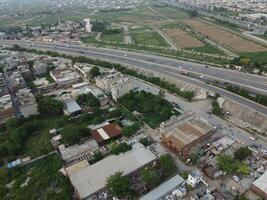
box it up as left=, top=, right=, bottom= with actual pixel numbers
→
left=111, top=143, right=132, bottom=155
left=234, top=146, right=252, bottom=161
left=139, top=137, right=152, bottom=147
left=62, top=125, right=89, bottom=145
left=77, top=93, right=100, bottom=107
left=159, top=154, right=177, bottom=177
left=122, top=123, right=140, bottom=137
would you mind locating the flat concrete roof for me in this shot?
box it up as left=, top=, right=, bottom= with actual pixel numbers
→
left=69, top=143, right=156, bottom=199
left=140, top=174, right=184, bottom=200
left=64, top=99, right=81, bottom=114
left=253, top=171, right=267, bottom=194
left=59, top=139, right=99, bottom=161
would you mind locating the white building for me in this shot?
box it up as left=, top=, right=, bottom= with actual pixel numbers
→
left=0, top=94, right=15, bottom=123
left=187, top=169, right=203, bottom=188
left=95, top=69, right=134, bottom=101
left=84, top=18, right=92, bottom=33
left=111, top=77, right=134, bottom=101
left=16, top=88, right=39, bottom=118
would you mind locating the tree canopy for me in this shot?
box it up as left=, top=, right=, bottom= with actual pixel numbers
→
left=141, top=168, right=160, bottom=189
left=110, top=143, right=132, bottom=155
left=37, top=95, right=63, bottom=116
left=77, top=93, right=100, bottom=107
left=234, top=146, right=252, bottom=161
left=159, top=154, right=177, bottom=177
left=106, top=171, right=133, bottom=198
left=89, top=66, right=101, bottom=78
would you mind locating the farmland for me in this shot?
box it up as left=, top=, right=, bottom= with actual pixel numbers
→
left=164, top=28, right=204, bottom=48
left=184, top=19, right=267, bottom=53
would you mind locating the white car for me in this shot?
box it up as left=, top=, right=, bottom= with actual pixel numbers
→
left=249, top=136, right=256, bottom=141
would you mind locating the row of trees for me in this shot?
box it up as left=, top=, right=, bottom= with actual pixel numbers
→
left=225, top=84, right=267, bottom=107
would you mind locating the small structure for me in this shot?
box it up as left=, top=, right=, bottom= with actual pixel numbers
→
left=64, top=99, right=82, bottom=116
left=140, top=174, right=185, bottom=200
left=251, top=171, right=267, bottom=199
left=91, top=123, right=122, bottom=146
left=187, top=169, right=203, bottom=188
left=7, top=159, right=22, bottom=169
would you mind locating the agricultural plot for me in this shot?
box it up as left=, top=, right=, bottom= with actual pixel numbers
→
left=131, top=31, right=170, bottom=47
left=184, top=19, right=267, bottom=53
left=152, top=6, right=189, bottom=20
left=164, top=28, right=204, bottom=48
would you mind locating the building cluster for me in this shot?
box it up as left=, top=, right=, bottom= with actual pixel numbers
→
left=177, top=0, right=267, bottom=13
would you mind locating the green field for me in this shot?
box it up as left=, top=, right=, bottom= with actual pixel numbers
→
left=188, top=44, right=224, bottom=55
left=152, top=6, right=189, bottom=20
left=0, top=155, right=72, bottom=200
left=132, top=32, right=169, bottom=47
left=102, top=33, right=124, bottom=43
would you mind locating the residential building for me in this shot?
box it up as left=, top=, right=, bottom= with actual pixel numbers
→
left=69, top=143, right=156, bottom=199
left=111, top=77, right=134, bottom=101
left=33, top=61, right=49, bottom=76
left=50, top=66, right=82, bottom=87
left=84, top=18, right=92, bottom=33
left=16, top=88, right=39, bottom=118
left=160, top=111, right=214, bottom=158
left=95, top=69, right=134, bottom=101
left=0, top=94, right=15, bottom=124
left=73, top=63, right=92, bottom=78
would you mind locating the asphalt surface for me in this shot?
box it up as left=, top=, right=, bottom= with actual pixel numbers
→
left=1, top=39, right=267, bottom=116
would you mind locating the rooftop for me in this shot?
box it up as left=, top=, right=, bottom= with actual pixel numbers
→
left=64, top=99, right=81, bottom=114
left=91, top=124, right=122, bottom=144
left=59, top=139, right=99, bottom=162
left=140, top=174, right=184, bottom=200
left=69, top=143, right=156, bottom=199
left=252, top=171, right=267, bottom=194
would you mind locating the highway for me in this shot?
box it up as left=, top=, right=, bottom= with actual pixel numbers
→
left=1, top=39, right=267, bottom=116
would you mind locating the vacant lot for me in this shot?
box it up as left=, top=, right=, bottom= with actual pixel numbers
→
left=132, top=31, right=169, bottom=47
left=164, top=28, right=204, bottom=48
left=185, top=20, right=267, bottom=53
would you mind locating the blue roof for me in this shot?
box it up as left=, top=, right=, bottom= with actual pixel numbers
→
left=65, top=100, right=81, bottom=114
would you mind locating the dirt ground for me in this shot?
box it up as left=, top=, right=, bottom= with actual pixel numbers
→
left=164, top=28, right=204, bottom=48
left=184, top=19, right=267, bottom=52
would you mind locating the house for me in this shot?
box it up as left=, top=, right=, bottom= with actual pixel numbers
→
left=91, top=123, right=122, bottom=146
left=16, top=88, right=39, bottom=118
left=160, top=112, right=214, bottom=158
left=0, top=94, right=15, bottom=124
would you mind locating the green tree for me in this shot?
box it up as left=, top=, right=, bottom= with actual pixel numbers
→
left=234, top=146, right=252, bottom=161
left=77, top=93, right=100, bottom=107
left=110, top=143, right=132, bottom=155
left=62, top=125, right=89, bottom=145
left=159, top=154, right=177, bottom=177
left=141, top=168, right=160, bottom=189
left=236, top=162, right=250, bottom=175
left=106, top=171, right=133, bottom=198
left=139, top=137, right=152, bottom=147
left=216, top=154, right=236, bottom=174
left=89, top=66, right=101, bottom=78
left=122, top=123, right=140, bottom=137
left=37, top=96, right=63, bottom=116
left=92, top=151, right=104, bottom=162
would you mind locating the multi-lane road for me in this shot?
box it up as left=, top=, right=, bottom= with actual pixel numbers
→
left=1, top=39, right=267, bottom=116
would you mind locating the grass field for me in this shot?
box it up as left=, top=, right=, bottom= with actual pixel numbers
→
left=240, top=51, right=267, bottom=64
left=184, top=19, right=267, bottom=53
left=101, top=32, right=124, bottom=43
left=132, top=31, right=169, bottom=47
left=152, top=6, right=189, bottom=20
left=188, top=45, right=224, bottom=54
left=0, top=155, right=72, bottom=200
